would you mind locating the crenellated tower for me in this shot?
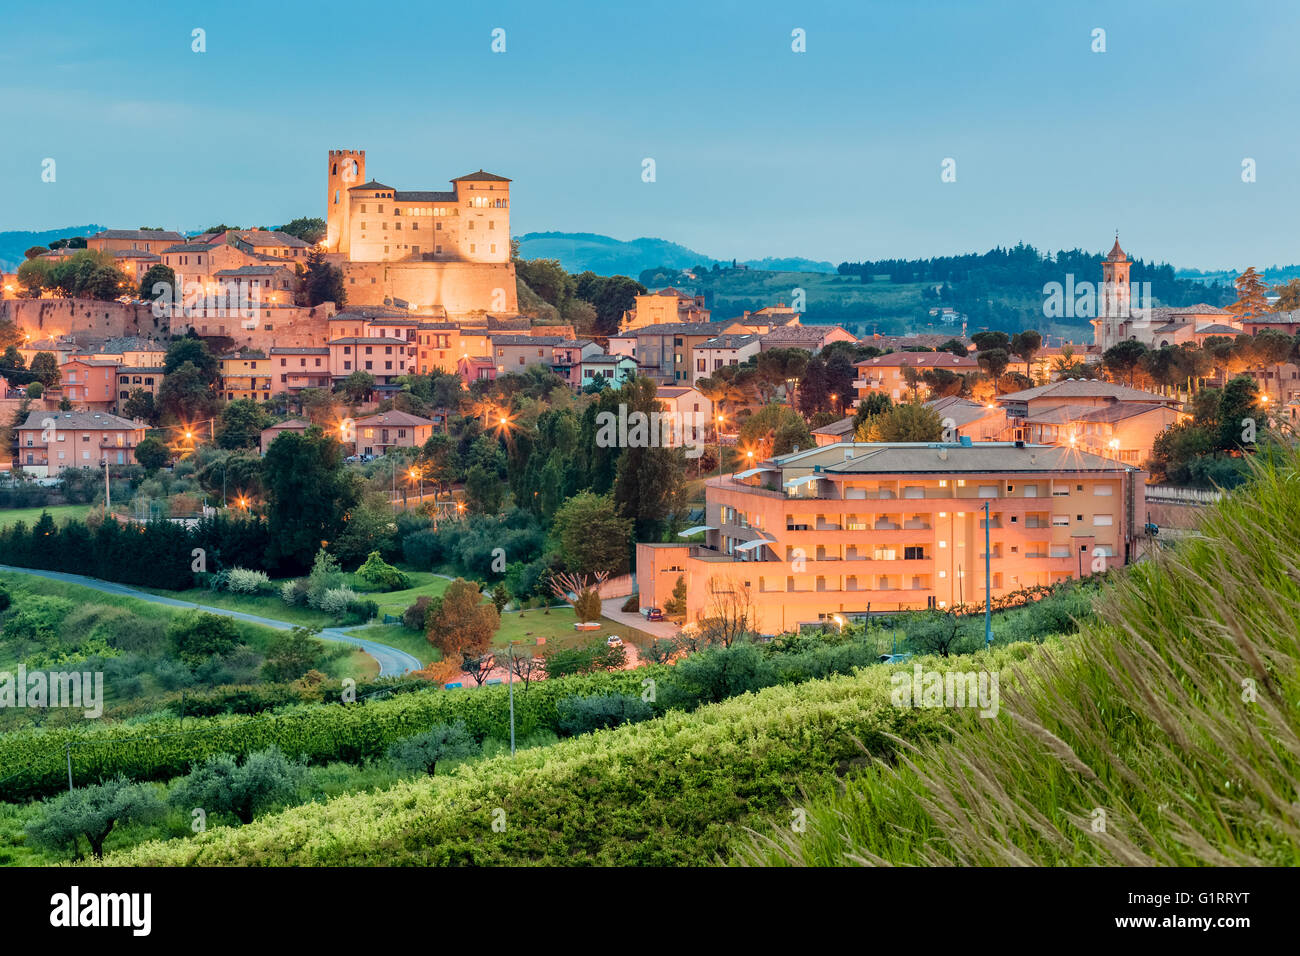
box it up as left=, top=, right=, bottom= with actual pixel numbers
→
left=326, top=149, right=366, bottom=254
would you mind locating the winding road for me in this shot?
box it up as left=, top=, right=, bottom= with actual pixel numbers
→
left=0, top=565, right=421, bottom=677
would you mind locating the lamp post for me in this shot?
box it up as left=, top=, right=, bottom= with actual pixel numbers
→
left=983, top=501, right=993, bottom=648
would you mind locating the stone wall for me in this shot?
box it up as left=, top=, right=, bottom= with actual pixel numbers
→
left=0, top=299, right=162, bottom=344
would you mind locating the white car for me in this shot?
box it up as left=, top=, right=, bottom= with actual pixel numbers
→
left=606, top=635, right=624, bottom=648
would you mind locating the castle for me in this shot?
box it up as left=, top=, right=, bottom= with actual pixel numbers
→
left=324, top=150, right=518, bottom=318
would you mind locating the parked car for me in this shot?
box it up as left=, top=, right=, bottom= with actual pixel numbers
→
left=606, top=635, right=624, bottom=648
left=643, top=607, right=664, bottom=622
left=878, top=652, right=913, bottom=664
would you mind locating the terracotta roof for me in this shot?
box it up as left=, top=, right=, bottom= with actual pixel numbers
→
left=998, top=380, right=1176, bottom=404
left=353, top=410, right=436, bottom=427
left=1107, top=237, right=1127, bottom=262
left=18, top=410, right=140, bottom=431
left=91, top=229, right=184, bottom=242
left=855, top=352, right=979, bottom=369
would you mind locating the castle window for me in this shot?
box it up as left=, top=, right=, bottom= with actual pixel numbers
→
left=360, top=204, right=366, bottom=213
left=435, top=222, right=441, bottom=230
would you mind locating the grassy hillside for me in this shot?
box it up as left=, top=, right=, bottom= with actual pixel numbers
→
left=94, top=648, right=1034, bottom=866
left=736, top=445, right=1300, bottom=867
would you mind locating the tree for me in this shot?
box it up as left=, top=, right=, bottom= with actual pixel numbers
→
left=1271, top=278, right=1300, bottom=312
left=462, top=651, right=497, bottom=686
left=739, top=403, right=814, bottom=458
left=502, top=648, right=546, bottom=690
left=157, top=361, right=220, bottom=424
left=464, top=463, right=504, bottom=514
left=28, top=352, right=60, bottom=387
left=25, top=382, right=43, bottom=400
left=549, top=491, right=633, bottom=576
left=699, top=577, right=753, bottom=647
left=861, top=402, right=944, bottom=442
left=26, top=777, right=164, bottom=859
left=1227, top=267, right=1270, bottom=320
left=263, top=428, right=360, bottom=573
left=663, top=574, right=687, bottom=617
left=134, top=435, right=169, bottom=471
left=164, top=338, right=219, bottom=383
left=167, top=611, right=241, bottom=666
left=490, top=582, right=509, bottom=614
left=139, top=263, right=177, bottom=300
left=341, top=370, right=375, bottom=404
left=426, top=577, right=499, bottom=660
left=217, top=398, right=271, bottom=449
left=1010, top=330, right=1042, bottom=368
left=261, top=626, right=325, bottom=682
left=1102, top=340, right=1148, bottom=386
left=121, top=388, right=159, bottom=425
left=970, top=331, right=1010, bottom=352
left=300, top=247, right=346, bottom=307
left=976, top=348, right=1010, bottom=388
left=906, top=608, right=972, bottom=657
left=387, top=723, right=477, bottom=776
left=24, top=245, right=48, bottom=259
left=278, top=217, right=327, bottom=245
left=170, top=748, right=305, bottom=824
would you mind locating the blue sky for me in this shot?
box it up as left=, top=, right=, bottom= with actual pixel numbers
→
left=1, top=0, right=1296, bottom=270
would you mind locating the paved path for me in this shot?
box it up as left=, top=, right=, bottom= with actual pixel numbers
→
left=0, top=565, right=421, bottom=678
left=600, top=597, right=681, bottom=640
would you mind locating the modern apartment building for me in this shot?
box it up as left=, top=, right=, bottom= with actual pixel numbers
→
left=637, top=440, right=1146, bottom=634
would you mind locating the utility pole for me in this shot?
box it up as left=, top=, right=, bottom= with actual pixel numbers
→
left=983, top=501, right=993, bottom=648
left=507, top=643, right=517, bottom=757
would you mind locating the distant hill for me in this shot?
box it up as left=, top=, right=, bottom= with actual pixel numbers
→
left=1177, top=265, right=1300, bottom=284
left=0, top=225, right=103, bottom=271
left=514, top=232, right=836, bottom=277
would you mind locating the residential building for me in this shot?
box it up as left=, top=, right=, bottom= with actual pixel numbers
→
left=625, top=322, right=723, bottom=383
left=351, top=411, right=435, bottom=458
left=636, top=441, right=1147, bottom=634
left=220, top=353, right=273, bottom=402
left=693, top=333, right=760, bottom=384
left=926, top=396, right=1009, bottom=442
left=16, top=409, right=147, bottom=475
left=329, top=336, right=414, bottom=384
left=85, top=229, right=184, bottom=255
left=60, top=358, right=118, bottom=411
left=621, top=288, right=710, bottom=331
left=270, top=347, right=332, bottom=391
left=758, top=324, right=856, bottom=353
left=581, top=354, right=639, bottom=389
left=260, top=418, right=311, bottom=455
left=115, top=366, right=164, bottom=409
left=853, top=351, right=980, bottom=401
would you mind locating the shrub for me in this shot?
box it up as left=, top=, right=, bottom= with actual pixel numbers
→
left=0, top=584, right=10, bottom=612
left=401, top=530, right=440, bottom=570
left=280, top=579, right=309, bottom=606
left=403, top=596, right=432, bottom=631
left=319, top=587, right=360, bottom=619
left=226, top=568, right=271, bottom=594
left=170, top=747, right=305, bottom=824
left=26, top=777, right=165, bottom=860
left=167, top=612, right=242, bottom=667
left=387, top=722, right=478, bottom=776
left=344, top=598, right=378, bottom=624
left=261, top=626, right=324, bottom=683
left=621, top=593, right=639, bottom=613
left=305, top=549, right=344, bottom=609
left=573, top=587, right=602, bottom=623
left=354, top=551, right=410, bottom=591
left=555, top=693, right=652, bottom=736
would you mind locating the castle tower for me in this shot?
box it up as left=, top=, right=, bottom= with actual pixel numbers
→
left=326, top=150, right=366, bottom=255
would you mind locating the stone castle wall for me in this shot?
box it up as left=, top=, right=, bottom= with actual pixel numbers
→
left=0, top=299, right=163, bottom=344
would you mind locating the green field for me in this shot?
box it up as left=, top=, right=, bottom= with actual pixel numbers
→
left=348, top=623, right=440, bottom=666
left=0, top=505, right=92, bottom=528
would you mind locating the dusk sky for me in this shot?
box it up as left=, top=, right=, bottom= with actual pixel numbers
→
left=2, top=0, right=1296, bottom=270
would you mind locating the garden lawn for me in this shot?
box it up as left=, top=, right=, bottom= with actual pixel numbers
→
left=492, top=605, right=639, bottom=653
left=348, top=623, right=440, bottom=667
left=142, top=587, right=334, bottom=628
left=0, top=505, right=92, bottom=528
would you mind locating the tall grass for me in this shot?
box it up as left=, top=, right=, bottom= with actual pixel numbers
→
left=737, top=445, right=1300, bottom=866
